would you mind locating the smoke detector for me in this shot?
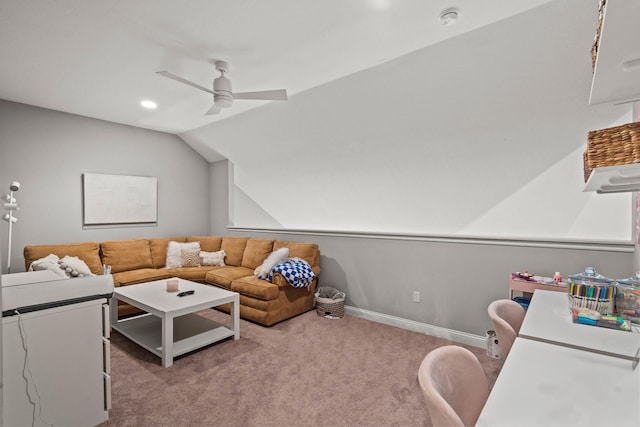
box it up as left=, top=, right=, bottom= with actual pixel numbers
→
left=440, top=8, right=459, bottom=26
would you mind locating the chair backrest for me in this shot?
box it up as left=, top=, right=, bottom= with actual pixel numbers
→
left=487, top=299, right=526, bottom=359
left=417, top=345, right=490, bottom=427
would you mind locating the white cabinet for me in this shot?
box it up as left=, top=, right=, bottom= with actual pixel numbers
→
left=2, top=299, right=110, bottom=426
left=589, top=1, right=640, bottom=105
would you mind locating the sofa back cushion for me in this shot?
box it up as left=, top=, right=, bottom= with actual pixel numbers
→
left=149, top=237, right=187, bottom=268
left=24, top=242, right=103, bottom=275
left=273, top=240, right=319, bottom=267
left=220, top=237, right=249, bottom=266
left=100, top=239, right=153, bottom=273
left=241, top=239, right=274, bottom=270
left=187, top=236, right=222, bottom=252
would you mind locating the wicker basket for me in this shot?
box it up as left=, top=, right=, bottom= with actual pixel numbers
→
left=315, top=286, right=345, bottom=318
left=583, top=121, right=640, bottom=182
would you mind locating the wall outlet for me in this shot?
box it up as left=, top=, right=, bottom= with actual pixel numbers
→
left=413, top=291, right=420, bottom=303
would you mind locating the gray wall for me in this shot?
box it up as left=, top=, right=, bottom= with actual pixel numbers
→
left=0, top=100, right=211, bottom=273
left=209, top=160, right=231, bottom=234
left=210, top=158, right=634, bottom=337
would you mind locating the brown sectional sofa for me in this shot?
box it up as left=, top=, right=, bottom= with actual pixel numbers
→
left=23, top=236, right=320, bottom=326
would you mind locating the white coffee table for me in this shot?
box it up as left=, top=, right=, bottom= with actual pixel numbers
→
left=110, top=278, right=239, bottom=367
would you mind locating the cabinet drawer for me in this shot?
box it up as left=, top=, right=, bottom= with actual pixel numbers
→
left=104, top=372, right=112, bottom=411
left=103, top=337, right=111, bottom=374
left=102, top=303, right=110, bottom=338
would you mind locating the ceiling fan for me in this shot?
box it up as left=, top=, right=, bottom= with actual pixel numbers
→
left=157, top=60, right=288, bottom=115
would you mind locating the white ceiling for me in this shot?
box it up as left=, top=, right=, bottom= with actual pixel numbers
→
left=0, top=0, right=551, bottom=135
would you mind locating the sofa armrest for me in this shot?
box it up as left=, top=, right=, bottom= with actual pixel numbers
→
left=271, top=267, right=320, bottom=289
left=271, top=272, right=289, bottom=288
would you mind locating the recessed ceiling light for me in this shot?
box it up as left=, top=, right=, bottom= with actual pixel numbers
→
left=140, top=100, right=157, bottom=109
left=440, top=8, right=459, bottom=26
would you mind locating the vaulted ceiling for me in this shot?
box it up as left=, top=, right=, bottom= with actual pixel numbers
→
left=0, top=1, right=551, bottom=135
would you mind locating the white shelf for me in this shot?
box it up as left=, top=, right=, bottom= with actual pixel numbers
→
left=583, top=162, right=640, bottom=193
left=589, top=1, right=640, bottom=105
left=113, top=313, right=235, bottom=358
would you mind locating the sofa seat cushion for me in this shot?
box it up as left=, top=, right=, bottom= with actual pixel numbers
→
left=230, top=275, right=279, bottom=301
left=23, top=242, right=103, bottom=275
left=167, top=266, right=223, bottom=283
left=112, top=269, right=172, bottom=287
left=205, top=266, right=253, bottom=289
left=101, top=239, right=153, bottom=273
left=149, top=237, right=186, bottom=268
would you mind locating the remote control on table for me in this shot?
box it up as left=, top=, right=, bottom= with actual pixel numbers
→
left=177, top=290, right=195, bottom=297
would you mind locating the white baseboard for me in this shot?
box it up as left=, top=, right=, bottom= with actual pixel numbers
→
left=344, top=305, right=486, bottom=349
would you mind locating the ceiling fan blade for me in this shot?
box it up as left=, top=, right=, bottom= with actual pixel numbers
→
left=232, top=89, right=288, bottom=101
left=205, top=104, right=221, bottom=115
left=156, top=71, right=214, bottom=94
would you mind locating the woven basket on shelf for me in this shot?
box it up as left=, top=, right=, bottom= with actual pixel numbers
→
left=315, top=286, right=345, bottom=318
left=583, top=121, right=640, bottom=182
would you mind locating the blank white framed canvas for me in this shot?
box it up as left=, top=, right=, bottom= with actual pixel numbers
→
left=82, top=173, right=157, bottom=225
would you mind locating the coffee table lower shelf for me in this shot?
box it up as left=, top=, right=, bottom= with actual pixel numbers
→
left=112, top=313, right=235, bottom=363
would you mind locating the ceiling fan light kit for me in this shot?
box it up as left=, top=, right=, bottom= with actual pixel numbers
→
left=157, top=59, right=287, bottom=116
left=213, top=71, right=233, bottom=108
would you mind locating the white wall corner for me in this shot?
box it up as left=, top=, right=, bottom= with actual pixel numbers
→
left=227, top=160, right=235, bottom=227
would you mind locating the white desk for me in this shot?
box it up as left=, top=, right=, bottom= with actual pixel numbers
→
left=519, top=290, right=640, bottom=358
left=509, top=276, right=567, bottom=299
left=476, top=338, right=640, bottom=427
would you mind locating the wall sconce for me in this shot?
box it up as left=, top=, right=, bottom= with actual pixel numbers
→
left=3, top=181, right=20, bottom=273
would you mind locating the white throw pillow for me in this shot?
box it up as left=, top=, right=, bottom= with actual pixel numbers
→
left=254, top=247, right=289, bottom=277
left=166, top=241, right=201, bottom=268
left=200, top=250, right=226, bottom=266
left=58, top=255, right=94, bottom=277
left=29, top=254, right=68, bottom=277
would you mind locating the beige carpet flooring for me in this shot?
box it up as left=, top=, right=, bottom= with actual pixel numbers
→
left=100, top=309, right=503, bottom=427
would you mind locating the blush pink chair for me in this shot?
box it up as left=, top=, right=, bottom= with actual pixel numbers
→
left=487, top=299, right=526, bottom=359
left=417, top=345, right=490, bottom=427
